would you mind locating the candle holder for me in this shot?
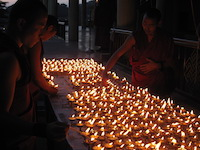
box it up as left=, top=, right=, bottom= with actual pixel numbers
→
left=43, top=58, right=200, bottom=149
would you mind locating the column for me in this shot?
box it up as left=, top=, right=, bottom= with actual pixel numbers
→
left=156, top=0, right=178, bottom=34
left=48, top=0, right=57, bottom=16
left=41, top=0, right=48, bottom=8
left=156, top=0, right=166, bottom=19
left=69, top=0, right=79, bottom=41
left=81, top=0, right=86, bottom=29
left=117, top=0, right=136, bottom=30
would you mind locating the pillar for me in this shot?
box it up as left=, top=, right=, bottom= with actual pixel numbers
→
left=156, top=0, right=178, bottom=34
left=117, top=0, right=136, bottom=30
left=48, top=0, right=57, bottom=16
left=41, top=0, right=48, bottom=8
left=156, top=0, right=166, bottom=19
left=81, top=0, right=87, bottom=29
left=69, top=0, right=79, bottom=41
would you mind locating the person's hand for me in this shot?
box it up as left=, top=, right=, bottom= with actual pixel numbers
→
left=48, top=87, right=58, bottom=95
left=140, top=58, right=161, bottom=74
left=46, top=121, right=69, bottom=142
left=101, top=71, right=108, bottom=86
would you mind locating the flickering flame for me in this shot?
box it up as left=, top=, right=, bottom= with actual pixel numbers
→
left=43, top=58, right=200, bottom=150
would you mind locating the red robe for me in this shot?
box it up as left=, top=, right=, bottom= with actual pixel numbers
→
left=130, top=28, right=176, bottom=96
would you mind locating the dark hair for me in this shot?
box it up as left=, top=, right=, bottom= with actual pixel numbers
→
left=8, top=0, right=47, bottom=29
left=144, top=8, right=161, bottom=23
left=46, top=15, right=58, bottom=30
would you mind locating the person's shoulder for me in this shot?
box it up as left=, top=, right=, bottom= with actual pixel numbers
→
left=0, top=33, right=19, bottom=52
left=126, top=34, right=135, bottom=42
left=0, top=33, right=19, bottom=66
left=0, top=51, right=18, bottom=64
left=0, top=52, right=20, bottom=79
left=0, top=52, right=18, bottom=74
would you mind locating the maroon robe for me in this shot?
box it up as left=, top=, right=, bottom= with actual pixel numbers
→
left=130, top=28, right=176, bottom=96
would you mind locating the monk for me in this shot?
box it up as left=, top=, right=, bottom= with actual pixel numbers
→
left=102, top=8, right=176, bottom=97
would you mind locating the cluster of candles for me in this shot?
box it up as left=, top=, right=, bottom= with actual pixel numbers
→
left=42, top=71, right=58, bottom=88
left=43, top=58, right=200, bottom=150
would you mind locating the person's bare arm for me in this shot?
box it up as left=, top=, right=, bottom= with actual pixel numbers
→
left=0, top=52, right=20, bottom=112
left=0, top=52, right=35, bottom=135
left=29, top=41, right=57, bottom=95
left=140, top=37, right=175, bottom=74
left=102, top=35, right=135, bottom=84
left=140, top=58, right=161, bottom=74
left=0, top=52, right=68, bottom=140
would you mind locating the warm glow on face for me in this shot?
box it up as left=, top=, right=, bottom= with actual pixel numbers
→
left=142, top=15, right=158, bottom=36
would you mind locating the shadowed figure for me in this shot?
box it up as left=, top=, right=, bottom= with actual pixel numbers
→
left=0, top=1, right=69, bottom=150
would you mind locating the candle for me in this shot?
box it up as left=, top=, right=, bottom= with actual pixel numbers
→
left=81, top=128, right=90, bottom=136
left=69, top=114, right=76, bottom=121
left=77, top=121, right=83, bottom=127
left=43, top=58, right=200, bottom=149
left=93, top=144, right=104, bottom=150
left=104, top=142, right=113, bottom=149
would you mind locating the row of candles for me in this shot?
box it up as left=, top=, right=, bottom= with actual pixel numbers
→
left=42, top=58, right=200, bottom=150
left=42, top=71, right=58, bottom=88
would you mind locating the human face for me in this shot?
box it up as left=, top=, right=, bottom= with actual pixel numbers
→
left=21, top=16, right=47, bottom=48
left=142, top=14, right=158, bottom=37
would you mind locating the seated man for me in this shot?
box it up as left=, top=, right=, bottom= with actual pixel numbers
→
left=102, top=8, right=177, bottom=97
